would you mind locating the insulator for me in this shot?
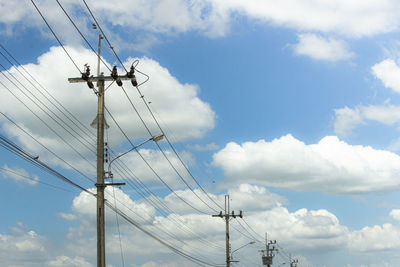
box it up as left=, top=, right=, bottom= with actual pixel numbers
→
left=131, top=75, right=138, bottom=87
left=111, top=66, right=118, bottom=78
left=87, top=81, right=94, bottom=89
left=127, top=65, right=135, bottom=78
left=116, top=78, right=123, bottom=87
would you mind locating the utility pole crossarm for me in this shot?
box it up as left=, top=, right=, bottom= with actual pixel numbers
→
left=68, top=75, right=135, bottom=83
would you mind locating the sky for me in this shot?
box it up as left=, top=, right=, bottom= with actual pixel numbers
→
left=1, top=0, right=400, bottom=266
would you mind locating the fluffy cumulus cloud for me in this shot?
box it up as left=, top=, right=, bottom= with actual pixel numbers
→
left=390, top=209, right=400, bottom=221
left=245, top=207, right=348, bottom=252
left=50, top=184, right=354, bottom=265
left=3, top=0, right=400, bottom=40
left=216, top=0, right=400, bottom=37
left=372, top=59, right=400, bottom=94
left=71, top=187, right=156, bottom=225
left=0, top=223, right=48, bottom=266
left=212, top=134, right=400, bottom=194
left=48, top=256, right=94, bottom=267
left=349, top=210, right=400, bottom=253
left=293, top=34, right=354, bottom=61
left=0, top=45, right=214, bottom=173
left=334, top=106, right=364, bottom=136
left=334, top=104, right=400, bottom=135
left=114, top=147, right=196, bottom=189
left=6, top=184, right=400, bottom=266
left=334, top=59, right=400, bottom=136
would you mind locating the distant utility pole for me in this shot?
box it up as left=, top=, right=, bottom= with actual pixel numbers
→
left=212, top=195, right=243, bottom=267
left=290, top=256, right=298, bottom=267
left=68, top=34, right=135, bottom=267
left=260, top=233, right=277, bottom=267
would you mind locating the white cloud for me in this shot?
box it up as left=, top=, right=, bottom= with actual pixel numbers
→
left=159, top=183, right=286, bottom=214
left=0, top=223, right=48, bottom=266
left=72, top=187, right=156, bottom=225
left=235, top=206, right=349, bottom=252
left=212, top=135, right=400, bottom=194
left=216, top=0, right=400, bottom=37
left=349, top=220, right=400, bottom=252
left=0, top=46, right=215, bottom=174
left=226, top=184, right=287, bottom=212
left=1, top=164, right=39, bottom=185
left=3, top=0, right=400, bottom=41
left=293, top=34, right=354, bottom=61
left=390, top=209, right=400, bottom=221
left=334, top=104, right=400, bottom=135
left=60, top=183, right=353, bottom=265
left=48, top=256, right=94, bottom=267
left=116, top=148, right=195, bottom=188
left=372, top=59, right=400, bottom=93
left=333, top=59, right=400, bottom=136
left=334, top=106, right=364, bottom=135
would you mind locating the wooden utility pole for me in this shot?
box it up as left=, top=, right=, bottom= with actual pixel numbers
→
left=225, top=195, right=230, bottom=267
left=68, top=34, right=134, bottom=267
left=96, top=33, right=106, bottom=267
left=212, top=195, right=243, bottom=267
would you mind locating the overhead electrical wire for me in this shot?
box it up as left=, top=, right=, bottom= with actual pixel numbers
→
left=0, top=134, right=93, bottom=194
left=27, top=0, right=258, bottom=261
left=241, top=217, right=265, bottom=242
left=75, top=0, right=221, bottom=212
left=104, top=145, right=226, bottom=250
left=79, top=0, right=223, bottom=214
left=0, top=111, right=95, bottom=184
left=1, top=29, right=224, bottom=254
left=75, top=3, right=261, bottom=251
left=0, top=166, right=73, bottom=193
left=106, top=150, right=225, bottom=250
left=0, top=60, right=96, bottom=155
left=106, top=202, right=224, bottom=267
left=0, top=44, right=96, bottom=143
left=105, top=106, right=211, bottom=215
left=52, top=0, right=215, bottom=215
left=0, top=132, right=222, bottom=266
left=0, top=78, right=96, bottom=171
left=3, top=52, right=222, bottom=262
left=30, top=0, right=81, bottom=73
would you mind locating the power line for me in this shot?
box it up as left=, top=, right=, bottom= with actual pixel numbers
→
left=0, top=132, right=223, bottom=266
left=74, top=0, right=221, bottom=212
left=0, top=60, right=97, bottom=155
left=105, top=106, right=211, bottom=215
left=0, top=43, right=96, bottom=143
left=55, top=0, right=216, bottom=215
left=0, top=134, right=93, bottom=194
left=0, top=111, right=95, bottom=184
left=30, top=0, right=81, bottom=73
left=0, top=78, right=96, bottom=171
left=0, top=166, right=73, bottom=192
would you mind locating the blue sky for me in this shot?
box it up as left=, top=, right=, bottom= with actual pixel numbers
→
left=2, top=0, right=400, bottom=266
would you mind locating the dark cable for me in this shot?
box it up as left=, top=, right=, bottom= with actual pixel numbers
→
left=30, top=0, right=81, bottom=73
